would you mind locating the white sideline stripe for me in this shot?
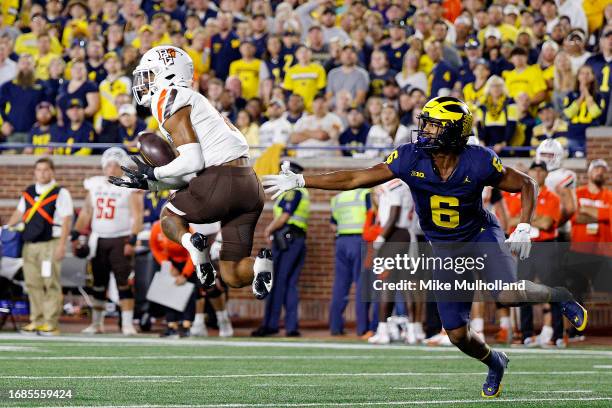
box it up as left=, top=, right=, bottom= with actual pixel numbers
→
left=532, top=390, right=593, bottom=393
left=594, top=365, right=612, bottom=368
left=0, top=346, right=42, bottom=352
left=27, top=397, right=612, bottom=408
left=0, top=354, right=606, bottom=361
left=0, top=355, right=466, bottom=361
left=1, top=334, right=611, bottom=356
left=253, top=384, right=319, bottom=387
left=126, top=379, right=183, bottom=383
left=392, top=387, right=445, bottom=390
left=1, top=371, right=609, bottom=380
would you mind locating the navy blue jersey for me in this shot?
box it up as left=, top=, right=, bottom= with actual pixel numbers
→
left=339, top=124, right=371, bottom=156
left=210, top=31, right=241, bottom=80
left=381, top=43, right=409, bottom=72
left=385, top=143, right=504, bottom=241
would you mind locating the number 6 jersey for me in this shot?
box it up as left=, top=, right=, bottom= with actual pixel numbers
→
left=384, top=143, right=505, bottom=242
left=84, top=176, right=134, bottom=238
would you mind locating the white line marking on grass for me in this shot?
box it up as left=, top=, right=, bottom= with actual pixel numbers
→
left=392, top=387, right=445, bottom=390
left=0, top=346, right=43, bottom=352
left=2, top=371, right=609, bottom=380
left=252, top=384, right=319, bottom=387
left=0, top=355, right=466, bottom=361
left=1, top=333, right=610, bottom=357
left=126, top=379, right=183, bottom=383
left=532, top=390, right=593, bottom=393
left=594, top=365, right=612, bottom=368
left=27, top=397, right=612, bottom=408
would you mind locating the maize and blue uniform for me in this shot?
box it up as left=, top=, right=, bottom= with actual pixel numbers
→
left=263, top=188, right=310, bottom=333
left=385, top=143, right=516, bottom=330
left=329, top=189, right=373, bottom=335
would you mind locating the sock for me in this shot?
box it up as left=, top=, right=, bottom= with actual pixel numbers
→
left=193, top=313, right=205, bottom=327
left=414, top=322, right=424, bottom=334
left=215, top=310, right=229, bottom=323
left=481, top=347, right=495, bottom=367
left=550, top=287, right=572, bottom=302
left=122, top=309, right=134, bottom=329
left=540, top=325, right=553, bottom=340
left=471, top=318, right=484, bottom=333
left=500, top=316, right=511, bottom=329
left=92, top=299, right=105, bottom=326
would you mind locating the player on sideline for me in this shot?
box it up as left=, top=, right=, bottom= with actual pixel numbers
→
left=263, top=96, right=588, bottom=398
left=109, top=46, right=273, bottom=299
left=73, top=148, right=143, bottom=335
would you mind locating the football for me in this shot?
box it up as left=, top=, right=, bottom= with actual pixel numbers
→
left=137, top=132, right=176, bottom=167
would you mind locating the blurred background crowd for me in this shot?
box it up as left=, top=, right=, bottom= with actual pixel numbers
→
left=0, top=0, right=611, bottom=158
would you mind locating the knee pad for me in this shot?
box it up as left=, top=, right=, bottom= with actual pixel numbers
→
left=92, top=286, right=106, bottom=302
left=118, top=286, right=133, bottom=300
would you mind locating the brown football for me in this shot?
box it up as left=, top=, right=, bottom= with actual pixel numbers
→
left=137, top=132, right=176, bottom=167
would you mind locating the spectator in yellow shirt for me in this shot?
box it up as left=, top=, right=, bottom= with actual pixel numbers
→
left=34, top=33, right=61, bottom=81
left=236, top=109, right=260, bottom=147
left=61, top=0, right=89, bottom=49
left=229, top=40, right=263, bottom=100
left=98, top=52, right=131, bottom=130
left=502, top=47, right=547, bottom=106
left=14, top=13, right=63, bottom=57
left=283, top=45, right=327, bottom=112
left=477, top=5, right=518, bottom=43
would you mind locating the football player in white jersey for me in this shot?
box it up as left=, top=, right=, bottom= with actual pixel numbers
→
left=534, top=139, right=577, bottom=345
left=110, top=46, right=273, bottom=300
left=73, top=148, right=144, bottom=335
left=368, top=179, right=422, bottom=345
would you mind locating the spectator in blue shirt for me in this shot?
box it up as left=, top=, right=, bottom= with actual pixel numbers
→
left=52, top=98, right=96, bottom=155
left=427, top=40, right=459, bottom=98
left=380, top=20, right=409, bottom=72
left=0, top=54, right=48, bottom=143
left=24, top=101, right=58, bottom=155
left=210, top=12, right=242, bottom=80
left=117, top=104, right=147, bottom=153
left=339, top=107, right=370, bottom=156
left=56, top=60, right=100, bottom=126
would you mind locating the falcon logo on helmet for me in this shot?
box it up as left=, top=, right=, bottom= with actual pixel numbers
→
left=132, top=46, right=194, bottom=107
left=414, top=96, right=473, bottom=153
left=535, top=139, right=565, bottom=171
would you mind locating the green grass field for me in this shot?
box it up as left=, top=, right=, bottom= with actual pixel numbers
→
left=0, top=335, right=611, bottom=407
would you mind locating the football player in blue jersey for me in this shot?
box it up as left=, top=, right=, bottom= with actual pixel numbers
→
left=263, top=96, right=588, bottom=398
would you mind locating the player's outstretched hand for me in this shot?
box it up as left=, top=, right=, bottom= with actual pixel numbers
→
left=124, top=156, right=157, bottom=181
left=262, top=161, right=305, bottom=199
left=505, top=223, right=532, bottom=260
left=108, top=175, right=149, bottom=190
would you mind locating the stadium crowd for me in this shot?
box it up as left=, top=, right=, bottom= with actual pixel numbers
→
left=0, top=0, right=611, bottom=157
left=0, top=0, right=611, bottom=345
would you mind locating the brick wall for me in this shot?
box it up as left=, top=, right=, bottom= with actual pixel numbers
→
left=1, top=128, right=611, bottom=326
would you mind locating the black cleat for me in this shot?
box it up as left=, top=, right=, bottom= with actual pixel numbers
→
left=252, top=248, right=273, bottom=300
left=196, top=262, right=217, bottom=288
left=251, top=326, right=279, bottom=337
left=190, top=232, right=208, bottom=252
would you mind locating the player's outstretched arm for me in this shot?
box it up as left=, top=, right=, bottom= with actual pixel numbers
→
left=498, top=166, right=538, bottom=260
left=497, top=166, right=538, bottom=224
left=263, top=162, right=394, bottom=199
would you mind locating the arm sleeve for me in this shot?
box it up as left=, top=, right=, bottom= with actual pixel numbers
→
left=154, top=143, right=205, bottom=179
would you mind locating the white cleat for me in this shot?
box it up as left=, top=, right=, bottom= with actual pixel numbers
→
left=405, top=323, right=417, bottom=345
left=424, top=331, right=453, bottom=346
left=219, top=321, right=234, bottom=337
left=81, top=324, right=104, bottom=335
left=122, top=324, right=138, bottom=336
left=368, top=322, right=391, bottom=345
left=190, top=323, right=208, bottom=337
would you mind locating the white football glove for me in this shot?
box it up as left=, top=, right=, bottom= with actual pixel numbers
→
left=262, top=161, right=305, bottom=199
left=505, top=223, right=532, bottom=260
left=373, top=236, right=385, bottom=250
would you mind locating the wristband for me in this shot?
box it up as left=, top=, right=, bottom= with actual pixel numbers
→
left=70, top=230, right=80, bottom=242
left=127, top=234, right=138, bottom=246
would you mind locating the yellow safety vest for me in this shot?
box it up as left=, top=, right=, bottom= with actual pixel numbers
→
left=330, top=189, right=369, bottom=235
left=273, top=188, right=310, bottom=232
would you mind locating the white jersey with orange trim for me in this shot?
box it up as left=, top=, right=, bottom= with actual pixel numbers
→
left=150, top=86, right=249, bottom=168
left=85, top=176, right=134, bottom=238
left=545, top=167, right=576, bottom=235
left=545, top=167, right=577, bottom=193
left=376, top=179, right=415, bottom=231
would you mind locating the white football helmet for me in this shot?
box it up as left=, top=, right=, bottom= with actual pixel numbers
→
left=101, top=147, right=129, bottom=168
left=132, top=46, right=194, bottom=107
left=535, top=139, right=565, bottom=171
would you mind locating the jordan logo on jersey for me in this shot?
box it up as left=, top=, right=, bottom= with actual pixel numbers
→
left=157, top=48, right=177, bottom=66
